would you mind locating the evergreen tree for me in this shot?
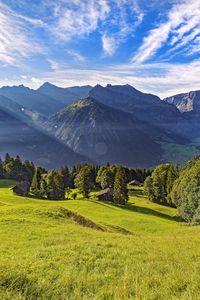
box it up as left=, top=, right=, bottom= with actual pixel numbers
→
left=113, top=167, right=128, bottom=205
left=53, top=172, right=65, bottom=200
left=46, top=171, right=65, bottom=200
left=22, top=160, right=35, bottom=182
left=96, top=166, right=115, bottom=189
left=60, top=166, right=71, bottom=188
left=40, top=175, right=47, bottom=197
left=143, top=164, right=179, bottom=206
left=0, top=158, right=4, bottom=179
left=74, top=165, right=93, bottom=198
left=143, top=176, right=153, bottom=200
left=30, top=167, right=42, bottom=197
left=4, top=153, right=11, bottom=164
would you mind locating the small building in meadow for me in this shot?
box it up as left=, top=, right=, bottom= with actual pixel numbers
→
left=12, top=181, right=30, bottom=196
left=129, top=180, right=143, bottom=186
left=96, top=188, right=114, bottom=202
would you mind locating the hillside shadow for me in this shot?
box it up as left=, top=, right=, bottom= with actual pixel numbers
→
left=89, top=198, right=179, bottom=222
left=88, top=199, right=118, bottom=210
left=121, top=202, right=180, bottom=222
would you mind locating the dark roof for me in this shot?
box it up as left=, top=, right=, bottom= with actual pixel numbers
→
left=12, top=181, right=30, bottom=192
left=97, top=188, right=113, bottom=196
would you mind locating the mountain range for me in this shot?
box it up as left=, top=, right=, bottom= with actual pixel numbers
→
left=0, top=82, right=200, bottom=168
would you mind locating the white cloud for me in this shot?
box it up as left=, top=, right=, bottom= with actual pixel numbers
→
left=101, top=0, right=144, bottom=56
left=48, top=0, right=144, bottom=57
left=52, top=0, right=110, bottom=40
left=20, top=75, right=27, bottom=79
left=67, top=50, right=86, bottom=63
left=48, top=59, right=60, bottom=71
left=9, top=58, right=199, bottom=99
left=102, top=34, right=116, bottom=56
left=0, top=3, right=44, bottom=65
left=132, top=0, right=200, bottom=63
left=31, top=77, right=43, bottom=88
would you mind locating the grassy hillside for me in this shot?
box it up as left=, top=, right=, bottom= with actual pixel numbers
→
left=1, top=181, right=200, bottom=299
left=161, top=142, right=200, bottom=165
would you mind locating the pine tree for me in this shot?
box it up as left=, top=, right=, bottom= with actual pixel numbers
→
left=22, top=160, right=35, bottom=182
left=0, top=158, right=4, bottom=179
left=45, top=171, right=65, bottom=200
left=113, top=167, right=128, bottom=205
left=97, top=167, right=115, bottom=188
left=4, top=153, right=11, bottom=164
left=74, top=166, right=93, bottom=198
left=144, top=176, right=153, bottom=200
left=60, top=166, right=71, bottom=188
left=40, top=176, right=47, bottom=198
left=54, top=172, right=65, bottom=200
left=30, top=167, right=42, bottom=197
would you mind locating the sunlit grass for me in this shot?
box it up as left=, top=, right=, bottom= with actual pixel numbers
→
left=0, top=180, right=200, bottom=299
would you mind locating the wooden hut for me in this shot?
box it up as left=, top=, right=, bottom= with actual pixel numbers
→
left=12, top=181, right=30, bottom=196
left=129, top=180, right=143, bottom=186
left=96, top=188, right=114, bottom=202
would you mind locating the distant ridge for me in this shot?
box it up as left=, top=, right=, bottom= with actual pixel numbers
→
left=0, top=105, right=90, bottom=169
left=0, top=82, right=200, bottom=167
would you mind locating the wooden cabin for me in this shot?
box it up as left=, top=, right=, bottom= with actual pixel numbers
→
left=129, top=180, right=143, bottom=186
left=96, top=188, right=114, bottom=202
left=12, top=181, right=30, bottom=196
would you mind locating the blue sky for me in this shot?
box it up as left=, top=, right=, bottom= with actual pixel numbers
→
left=0, top=0, right=200, bottom=97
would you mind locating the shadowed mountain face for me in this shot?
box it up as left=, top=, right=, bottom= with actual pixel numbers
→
left=45, top=97, right=175, bottom=167
left=89, top=84, right=198, bottom=139
left=89, top=84, right=180, bottom=122
left=38, top=82, right=92, bottom=106
left=0, top=82, right=199, bottom=167
left=0, top=107, right=89, bottom=169
left=0, top=85, right=64, bottom=117
left=0, top=95, right=44, bottom=124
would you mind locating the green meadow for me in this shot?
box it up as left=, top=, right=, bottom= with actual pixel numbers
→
left=1, top=181, right=200, bottom=299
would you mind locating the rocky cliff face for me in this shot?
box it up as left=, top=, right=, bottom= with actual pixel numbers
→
left=164, top=91, right=200, bottom=113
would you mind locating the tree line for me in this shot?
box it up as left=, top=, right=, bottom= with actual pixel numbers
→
left=143, top=156, right=200, bottom=223
left=2, top=153, right=200, bottom=222
left=1, top=154, right=151, bottom=204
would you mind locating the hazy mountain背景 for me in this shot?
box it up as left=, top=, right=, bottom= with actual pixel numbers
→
left=89, top=84, right=196, bottom=139
left=0, top=82, right=200, bottom=168
left=0, top=84, right=91, bottom=117
left=0, top=105, right=89, bottom=169
left=38, top=82, right=92, bottom=106
left=45, top=96, right=165, bottom=167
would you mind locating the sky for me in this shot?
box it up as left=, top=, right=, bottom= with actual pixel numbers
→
left=0, top=0, right=200, bottom=98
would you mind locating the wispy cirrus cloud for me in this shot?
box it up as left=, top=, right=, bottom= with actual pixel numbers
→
left=51, top=0, right=110, bottom=40
left=47, top=0, right=144, bottom=57
left=47, top=59, right=60, bottom=71
left=101, top=0, right=144, bottom=56
left=102, top=34, right=116, bottom=56
left=0, top=2, right=44, bottom=65
left=67, top=50, right=86, bottom=63
left=132, top=0, right=200, bottom=63
left=41, top=59, right=200, bottom=98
